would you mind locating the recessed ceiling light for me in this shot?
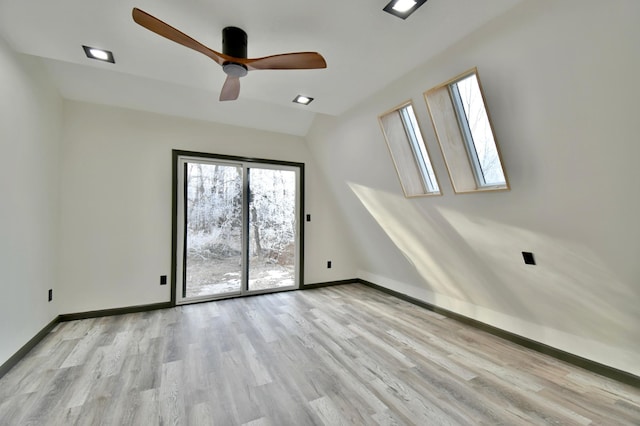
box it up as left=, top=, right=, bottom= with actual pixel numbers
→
left=392, top=0, right=416, bottom=12
left=293, top=95, right=314, bottom=105
left=383, top=0, right=427, bottom=19
left=82, top=45, right=115, bottom=63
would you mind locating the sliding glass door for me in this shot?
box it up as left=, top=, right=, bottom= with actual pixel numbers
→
left=174, top=152, right=302, bottom=304
left=183, top=162, right=243, bottom=299
left=247, top=167, right=297, bottom=292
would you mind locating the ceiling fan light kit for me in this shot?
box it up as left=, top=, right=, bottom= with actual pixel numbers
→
left=131, top=8, right=326, bottom=102
left=222, top=63, right=248, bottom=78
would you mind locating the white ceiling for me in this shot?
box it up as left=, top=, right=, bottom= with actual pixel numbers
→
left=0, top=0, right=524, bottom=136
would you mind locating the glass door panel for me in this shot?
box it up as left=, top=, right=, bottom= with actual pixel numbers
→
left=184, top=162, right=243, bottom=298
left=175, top=153, right=301, bottom=305
left=247, top=167, right=297, bottom=292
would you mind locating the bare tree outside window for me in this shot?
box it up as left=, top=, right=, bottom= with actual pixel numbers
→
left=451, top=74, right=506, bottom=186
left=184, top=163, right=296, bottom=297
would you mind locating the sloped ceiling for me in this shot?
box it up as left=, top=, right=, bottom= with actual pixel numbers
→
left=0, top=0, right=524, bottom=136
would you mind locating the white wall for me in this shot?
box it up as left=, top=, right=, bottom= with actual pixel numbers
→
left=4, top=0, right=638, bottom=378
left=58, top=101, right=357, bottom=314
left=307, top=0, right=640, bottom=375
left=0, top=37, right=62, bottom=365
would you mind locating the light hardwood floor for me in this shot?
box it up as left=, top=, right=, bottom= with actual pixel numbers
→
left=1, top=284, right=639, bottom=425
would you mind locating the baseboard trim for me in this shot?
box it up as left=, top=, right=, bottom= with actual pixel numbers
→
left=59, top=302, right=173, bottom=322
left=303, top=279, right=358, bottom=289
left=1, top=301, right=173, bottom=380
left=0, top=316, right=61, bottom=379
left=357, top=278, right=640, bottom=388
left=4, top=282, right=638, bottom=388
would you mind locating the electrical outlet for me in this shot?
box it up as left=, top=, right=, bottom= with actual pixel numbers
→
left=160, top=275, right=167, bottom=285
left=522, top=252, right=536, bottom=265
left=327, top=261, right=332, bottom=269
left=48, top=289, right=53, bottom=302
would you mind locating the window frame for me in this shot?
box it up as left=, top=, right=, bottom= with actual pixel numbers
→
left=378, top=101, right=442, bottom=197
left=424, top=68, right=510, bottom=194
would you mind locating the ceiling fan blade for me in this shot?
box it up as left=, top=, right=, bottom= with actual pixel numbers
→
left=220, top=76, right=241, bottom=101
left=132, top=8, right=229, bottom=66
left=243, top=52, right=327, bottom=70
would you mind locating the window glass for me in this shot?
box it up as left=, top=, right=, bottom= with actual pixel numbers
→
left=399, top=105, right=439, bottom=193
left=450, top=74, right=506, bottom=186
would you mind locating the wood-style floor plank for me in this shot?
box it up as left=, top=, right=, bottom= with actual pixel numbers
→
left=1, top=283, right=639, bottom=425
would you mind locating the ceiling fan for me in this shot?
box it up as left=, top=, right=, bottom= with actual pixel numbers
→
left=132, top=8, right=327, bottom=101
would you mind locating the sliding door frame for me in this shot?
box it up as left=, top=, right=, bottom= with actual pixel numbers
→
left=171, top=150, right=305, bottom=305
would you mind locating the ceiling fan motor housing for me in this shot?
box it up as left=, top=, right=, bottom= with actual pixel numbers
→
left=222, top=26, right=248, bottom=77
left=222, top=27, right=247, bottom=58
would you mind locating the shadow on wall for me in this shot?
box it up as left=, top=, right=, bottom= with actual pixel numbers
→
left=348, top=182, right=639, bottom=352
